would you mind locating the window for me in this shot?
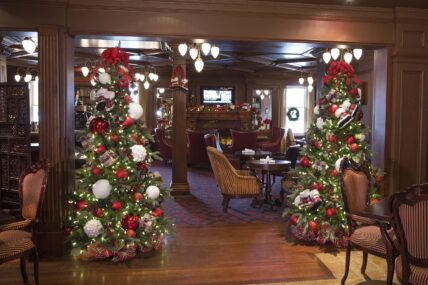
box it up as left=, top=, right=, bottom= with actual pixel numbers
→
left=284, top=86, right=307, bottom=136
left=28, top=80, right=39, bottom=122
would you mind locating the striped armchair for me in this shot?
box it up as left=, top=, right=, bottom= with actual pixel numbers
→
left=340, top=158, right=398, bottom=285
left=0, top=160, right=48, bottom=285
left=207, top=146, right=262, bottom=212
left=390, top=183, right=428, bottom=285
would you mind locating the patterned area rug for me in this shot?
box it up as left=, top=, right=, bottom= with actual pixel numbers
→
left=152, top=164, right=285, bottom=225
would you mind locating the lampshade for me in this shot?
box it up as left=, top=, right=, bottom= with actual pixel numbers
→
left=81, top=66, right=90, bottom=77
left=260, top=94, right=265, bottom=100
left=353, top=48, right=363, bottom=60
left=158, top=88, right=165, bottom=94
left=90, top=79, right=96, bottom=86
left=156, top=110, right=162, bottom=117
left=201, top=43, right=211, bottom=56
left=331, top=48, right=340, bottom=60
left=307, top=76, right=314, bottom=85
left=178, top=43, right=188, bottom=56
left=211, top=45, right=220, bottom=58
left=143, top=80, right=150, bottom=90
left=139, top=74, right=145, bottom=82
left=148, top=72, right=155, bottom=81
left=189, top=45, right=198, bottom=60
left=22, top=37, right=36, bottom=54
left=307, top=85, right=314, bottom=93
left=98, top=67, right=105, bottom=73
left=322, top=51, right=331, bottom=64
left=153, top=73, right=159, bottom=82
left=35, top=75, right=39, bottom=82
left=194, top=57, right=204, bottom=72
left=24, top=72, right=32, bottom=82
left=298, top=77, right=304, bottom=85
left=14, top=74, right=21, bottom=82
left=255, top=89, right=261, bottom=95
left=134, top=72, right=141, bottom=81
left=263, top=90, right=269, bottom=95
left=344, top=51, right=353, bottom=63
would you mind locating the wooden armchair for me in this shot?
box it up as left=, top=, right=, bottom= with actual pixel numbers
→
left=0, top=160, right=49, bottom=285
left=390, top=183, right=428, bottom=285
left=340, top=158, right=398, bottom=285
left=206, top=146, right=262, bottom=212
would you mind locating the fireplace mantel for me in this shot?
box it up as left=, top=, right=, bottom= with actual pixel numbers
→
left=186, top=110, right=253, bottom=131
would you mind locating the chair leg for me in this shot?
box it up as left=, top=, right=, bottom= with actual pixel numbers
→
left=222, top=197, right=230, bottom=213
left=386, top=255, right=395, bottom=285
left=33, top=248, right=40, bottom=285
left=361, top=251, right=368, bottom=274
left=341, top=243, right=352, bottom=285
left=20, top=256, right=29, bottom=285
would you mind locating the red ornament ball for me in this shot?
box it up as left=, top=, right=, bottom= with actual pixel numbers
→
left=326, top=208, right=337, bottom=218
left=93, top=207, right=103, bottom=218
left=95, top=145, right=106, bottom=154
left=329, top=169, right=338, bottom=177
left=126, top=229, right=136, bottom=238
left=350, top=143, right=359, bottom=152
left=122, top=214, right=140, bottom=230
left=290, top=215, right=299, bottom=226
left=64, top=227, right=72, bottom=236
left=319, top=98, right=327, bottom=105
left=137, top=162, right=148, bottom=173
left=115, top=168, right=129, bottom=179
left=346, top=136, right=355, bottom=145
left=312, top=140, right=321, bottom=149
left=91, top=166, right=102, bottom=176
left=76, top=200, right=87, bottom=211
left=311, top=182, right=324, bottom=191
left=152, top=208, right=164, bottom=217
left=328, top=104, right=339, bottom=115
left=134, top=192, right=143, bottom=202
left=122, top=116, right=134, bottom=128
left=300, top=157, right=311, bottom=167
left=110, top=134, right=120, bottom=142
left=111, top=201, right=122, bottom=211
left=89, top=117, right=109, bottom=134
left=327, top=134, right=338, bottom=143
left=308, top=221, right=318, bottom=232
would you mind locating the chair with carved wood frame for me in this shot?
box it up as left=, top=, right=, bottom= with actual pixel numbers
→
left=340, top=157, right=398, bottom=285
left=390, top=183, right=428, bottom=285
left=207, top=146, right=262, bottom=212
left=0, top=160, right=49, bottom=285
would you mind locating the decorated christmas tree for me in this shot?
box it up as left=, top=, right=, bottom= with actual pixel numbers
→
left=66, top=48, right=173, bottom=262
left=285, top=60, right=382, bottom=246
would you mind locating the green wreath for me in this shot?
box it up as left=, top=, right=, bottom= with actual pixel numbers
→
left=287, top=107, right=300, bottom=121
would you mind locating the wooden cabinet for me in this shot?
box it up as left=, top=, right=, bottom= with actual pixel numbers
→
left=0, top=83, right=31, bottom=209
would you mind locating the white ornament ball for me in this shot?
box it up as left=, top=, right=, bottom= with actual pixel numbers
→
left=96, top=87, right=115, bottom=100
left=314, top=105, right=320, bottom=115
left=98, top=73, right=111, bottom=85
left=83, top=219, right=103, bottom=238
left=92, top=179, right=112, bottom=199
left=128, top=102, right=144, bottom=119
left=130, top=144, right=147, bottom=162
left=146, top=185, right=160, bottom=199
left=316, top=117, right=325, bottom=130
left=335, top=157, right=345, bottom=172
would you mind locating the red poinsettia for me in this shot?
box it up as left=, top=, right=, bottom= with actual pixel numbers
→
left=101, top=47, right=130, bottom=67
left=328, top=61, right=355, bottom=77
left=322, top=75, right=331, bottom=86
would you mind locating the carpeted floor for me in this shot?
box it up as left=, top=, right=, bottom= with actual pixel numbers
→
left=152, top=163, right=285, bottom=225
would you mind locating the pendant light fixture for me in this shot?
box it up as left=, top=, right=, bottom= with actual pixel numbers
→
left=255, top=89, right=261, bottom=95
left=189, top=44, right=198, bottom=61
left=210, top=45, right=220, bottom=58
left=330, top=48, right=340, bottom=60
left=134, top=72, right=141, bottom=81
left=298, top=76, right=304, bottom=85
left=143, top=80, right=150, bottom=90
left=344, top=50, right=353, bottom=63
left=322, top=50, right=332, bottom=64
left=14, top=73, right=21, bottom=82
left=263, top=90, right=269, bottom=95
left=24, top=70, right=32, bottom=82
left=22, top=37, right=37, bottom=54
left=194, top=56, right=204, bottom=72
left=307, top=85, right=314, bottom=93
left=201, top=43, right=211, bottom=56
left=81, top=65, right=90, bottom=77
left=139, top=73, right=145, bottom=82
left=353, top=48, right=363, bottom=60
left=178, top=43, right=188, bottom=56
left=307, top=75, right=314, bottom=85
left=260, top=94, right=265, bottom=100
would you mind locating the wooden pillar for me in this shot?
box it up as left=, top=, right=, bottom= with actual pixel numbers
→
left=36, top=25, right=75, bottom=257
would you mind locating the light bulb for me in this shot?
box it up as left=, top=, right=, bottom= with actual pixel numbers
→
left=134, top=72, right=141, bottom=81
left=211, top=45, right=220, bottom=58
left=307, top=85, right=314, bottom=93
left=139, top=74, right=145, bottom=82
left=263, top=90, right=269, bottom=95
left=307, top=76, right=314, bottom=85
left=22, top=37, right=36, bottom=54
left=194, top=57, right=204, bottom=72
left=298, top=77, right=304, bottom=85
left=90, top=79, right=96, bottom=86
left=14, top=74, right=21, bottom=82
left=201, top=43, right=211, bottom=56
left=24, top=72, right=32, bottom=82
left=260, top=94, right=265, bottom=100
left=331, top=48, right=340, bottom=60
left=353, top=49, right=363, bottom=60
left=189, top=45, right=198, bottom=60
left=144, top=80, right=150, bottom=90
left=156, top=110, right=162, bottom=117
left=322, top=51, right=331, bottom=64
left=178, top=43, right=188, bottom=56
left=81, top=66, right=89, bottom=77
left=255, top=90, right=261, bottom=95
left=158, top=88, right=165, bottom=94
left=344, top=51, right=353, bottom=63
left=153, top=73, right=159, bottom=82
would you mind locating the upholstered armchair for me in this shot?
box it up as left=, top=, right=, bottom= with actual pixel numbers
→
left=230, top=129, right=259, bottom=153
left=340, top=158, right=398, bottom=285
left=390, top=183, right=428, bottom=285
left=187, top=129, right=216, bottom=167
left=207, top=146, right=262, bottom=212
left=259, top=127, right=285, bottom=153
left=0, top=160, right=49, bottom=285
left=155, top=128, right=173, bottom=165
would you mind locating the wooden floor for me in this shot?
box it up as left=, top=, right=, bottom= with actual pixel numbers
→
left=0, top=223, right=333, bottom=285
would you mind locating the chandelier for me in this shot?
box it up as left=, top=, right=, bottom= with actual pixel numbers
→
left=322, top=48, right=363, bottom=64
left=177, top=42, right=220, bottom=72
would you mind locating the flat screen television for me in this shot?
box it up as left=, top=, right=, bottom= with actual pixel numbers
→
left=201, top=86, right=235, bottom=105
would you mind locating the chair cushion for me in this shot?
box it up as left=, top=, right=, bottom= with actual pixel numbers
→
left=396, top=255, right=428, bottom=285
left=350, top=226, right=386, bottom=255
left=0, top=230, right=34, bottom=260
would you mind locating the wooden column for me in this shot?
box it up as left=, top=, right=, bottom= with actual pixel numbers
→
left=170, top=86, right=190, bottom=194
left=36, top=25, right=75, bottom=257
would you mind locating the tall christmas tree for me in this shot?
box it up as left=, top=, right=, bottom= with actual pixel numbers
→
left=285, top=60, right=382, bottom=246
left=66, top=48, right=173, bottom=262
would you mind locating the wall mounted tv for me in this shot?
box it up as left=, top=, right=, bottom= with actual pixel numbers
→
left=201, top=86, right=235, bottom=105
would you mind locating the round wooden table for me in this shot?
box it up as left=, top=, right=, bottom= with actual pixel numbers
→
left=234, top=150, right=272, bottom=169
left=247, top=159, right=291, bottom=210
